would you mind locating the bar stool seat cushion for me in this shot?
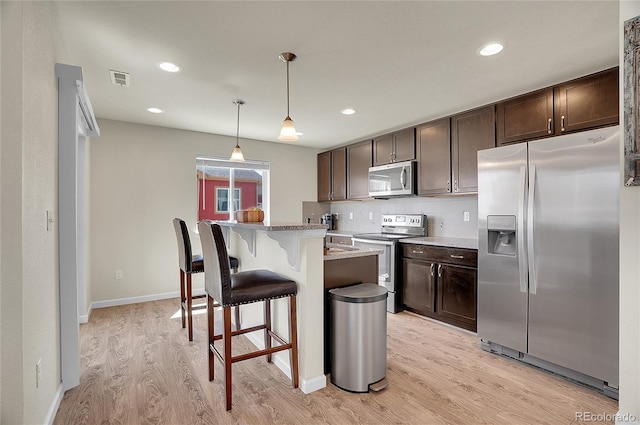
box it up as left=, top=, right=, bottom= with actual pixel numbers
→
left=229, top=270, right=296, bottom=306
left=191, top=255, right=204, bottom=273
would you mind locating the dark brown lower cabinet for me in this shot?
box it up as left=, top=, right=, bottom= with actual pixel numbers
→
left=437, top=264, right=477, bottom=328
left=401, top=244, right=477, bottom=332
left=402, top=258, right=436, bottom=313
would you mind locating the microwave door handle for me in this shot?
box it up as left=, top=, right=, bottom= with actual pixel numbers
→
left=400, top=166, right=406, bottom=189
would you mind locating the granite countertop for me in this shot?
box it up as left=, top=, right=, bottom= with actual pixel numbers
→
left=324, top=243, right=384, bottom=261
left=214, top=220, right=327, bottom=231
left=400, top=236, right=478, bottom=250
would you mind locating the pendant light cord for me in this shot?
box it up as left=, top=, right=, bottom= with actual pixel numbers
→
left=236, top=101, right=241, bottom=147
left=286, top=60, right=290, bottom=117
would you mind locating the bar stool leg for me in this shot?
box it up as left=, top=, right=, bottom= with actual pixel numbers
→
left=207, top=295, right=215, bottom=382
left=264, top=300, right=272, bottom=363
left=180, top=270, right=186, bottom=328
left=235, top=306, right=241, bottom=331
left=289, top=295, right=299, bottom=389
left=223, top=306, right=233, bottom=411
left=186, top=273, right=193, bottom=341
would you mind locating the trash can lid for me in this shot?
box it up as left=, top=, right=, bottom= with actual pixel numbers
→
left=329, top=283, right=388, bottom=303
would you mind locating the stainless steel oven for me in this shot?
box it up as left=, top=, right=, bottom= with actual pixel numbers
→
left=352, top=214, right=427, bottom=313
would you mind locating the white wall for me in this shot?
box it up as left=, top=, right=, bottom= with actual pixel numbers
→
left=619, top=3, right=640, bottom=422
left=0, top=2, right=61, bottom=424
left=89, top=119, right=320, bottom=304
left=0, top=2, right=3, bottom=417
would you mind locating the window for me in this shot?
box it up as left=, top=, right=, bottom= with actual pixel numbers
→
left=196, top=156, right=269, bottom=222
left=216, top=188, right=241, bottom=213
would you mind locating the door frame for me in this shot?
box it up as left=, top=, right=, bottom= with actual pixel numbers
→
left=57, top=64, right=100, bottom=391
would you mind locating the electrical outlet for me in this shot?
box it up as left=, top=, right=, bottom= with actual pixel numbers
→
left=115, top=269, right=123, bottom=280
left=463, top=211, right=470, bottom=222
left=368, top=212, right=373, bottom=220
left=349, top=212, right=354, bottom=220
left=36, top=359, right=42, bottom=388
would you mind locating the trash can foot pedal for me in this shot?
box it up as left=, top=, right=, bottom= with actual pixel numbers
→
left=369, top=378, right=388, bottom=392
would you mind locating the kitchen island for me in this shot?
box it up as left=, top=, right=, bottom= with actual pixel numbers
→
left=215, top=220, right=382, bottom=394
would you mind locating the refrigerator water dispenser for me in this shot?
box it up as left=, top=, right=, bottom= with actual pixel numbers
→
left=487, top=215, right=517, bottom=256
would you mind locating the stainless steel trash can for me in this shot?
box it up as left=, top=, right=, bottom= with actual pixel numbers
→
left=329, top=283, right=388, bottom=392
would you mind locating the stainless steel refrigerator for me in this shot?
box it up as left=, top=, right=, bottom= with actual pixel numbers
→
left=477, top=126, right=619, bottom=396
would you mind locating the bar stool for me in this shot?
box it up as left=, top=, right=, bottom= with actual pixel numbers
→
left=173, top=218, right=240, bottom=341
left=198, top=220, right=299, bottom=411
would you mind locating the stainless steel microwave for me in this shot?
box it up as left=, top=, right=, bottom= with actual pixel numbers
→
left=368, top=160, right=416, bottom=198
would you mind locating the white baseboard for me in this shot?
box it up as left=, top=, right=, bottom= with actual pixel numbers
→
left=78, top=303, right=93, bottom=324
left=44, top=383, right=64, bottom=425
left=300, top=374, right=327, bottom=394
left=90, top=291, right=172, bottom=310
left=245, top=332, right=326, bottom=394
left=89, top=288, right=206, bottom=312
left=616, top=410, right=640, bottom=425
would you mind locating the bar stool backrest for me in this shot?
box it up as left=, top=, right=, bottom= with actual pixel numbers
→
left=173, top=218, right=195, bottom=272
left=198, top=220, right=232, bottom=305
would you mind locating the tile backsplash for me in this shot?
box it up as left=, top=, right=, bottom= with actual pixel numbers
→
left=302, top=201, right=330, bottom=224
left=328, top=195, right=478, bottom=239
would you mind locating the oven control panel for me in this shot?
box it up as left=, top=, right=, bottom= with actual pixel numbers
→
left=381, top=214, right=425, bottom=227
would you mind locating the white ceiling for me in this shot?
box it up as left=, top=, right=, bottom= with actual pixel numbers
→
left=51, top=1, right=619, bottom=150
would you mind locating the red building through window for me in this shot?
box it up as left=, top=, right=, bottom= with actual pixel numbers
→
left=197, top=167, right=262, bottom=221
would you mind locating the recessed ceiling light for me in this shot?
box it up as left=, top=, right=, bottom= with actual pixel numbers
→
left=147, top=107, right=163, bottom=114
left=157, top=61, right=181, bottom=73
left=341, top=108, right=356, bottom=115
left=478, top=43, right=504, bottom=56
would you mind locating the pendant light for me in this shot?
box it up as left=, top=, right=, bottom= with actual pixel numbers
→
left=278, top=52, right=299, bottom=142
left=230, top=99, right=245, bottom=162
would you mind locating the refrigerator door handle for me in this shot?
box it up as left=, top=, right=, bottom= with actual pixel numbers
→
left=527, top=164, right=537, bottom=294
left=517, top=165, right=528, bottom=293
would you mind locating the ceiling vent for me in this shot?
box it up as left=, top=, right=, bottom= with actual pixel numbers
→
left=109, top=69, right=130, bottom=87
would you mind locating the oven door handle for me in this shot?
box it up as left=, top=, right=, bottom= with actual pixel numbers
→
left=352, top=238, right=395, bottom=246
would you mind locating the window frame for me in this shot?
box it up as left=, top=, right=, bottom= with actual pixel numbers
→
left=196, top=156, right=270, bottom=223
left=215, top=187, right=242, bottom=214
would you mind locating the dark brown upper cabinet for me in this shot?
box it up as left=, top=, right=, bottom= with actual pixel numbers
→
left=347, top=140, right=373, bottom=200
left=497, top=68, right=619, bottom=146
left=373, top=128, right=415, bottom=165
left=554, top=67, right=619, bottom=135
left=317, top=148, right=346, bottom=202
left=451, top=105, right=496, bottom=194
left=497, top=88, right=554, bottom=146
left=416, top=118, right=451, bottom=195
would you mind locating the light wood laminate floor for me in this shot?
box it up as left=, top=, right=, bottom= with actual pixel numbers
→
left=54, top=298, right=617, bottom=424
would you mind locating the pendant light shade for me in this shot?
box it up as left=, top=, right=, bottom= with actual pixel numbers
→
left=278, top=52, right=299, bottom=142
left=230, top=99, right=245, bottom=162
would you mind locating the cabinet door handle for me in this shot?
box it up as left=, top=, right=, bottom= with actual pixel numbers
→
left=561, top=115, right=565, bottom=132
left=411, top=249, right=424, bottom=255
left=547, top=118, right=552, bottom=134
left=437, top=263, right=442, bottom=278
left=454, top=180, right=458, bottom=192
left=430, top=263, right=435, bottom=276
left=450, top=254, right=464, bottom=259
